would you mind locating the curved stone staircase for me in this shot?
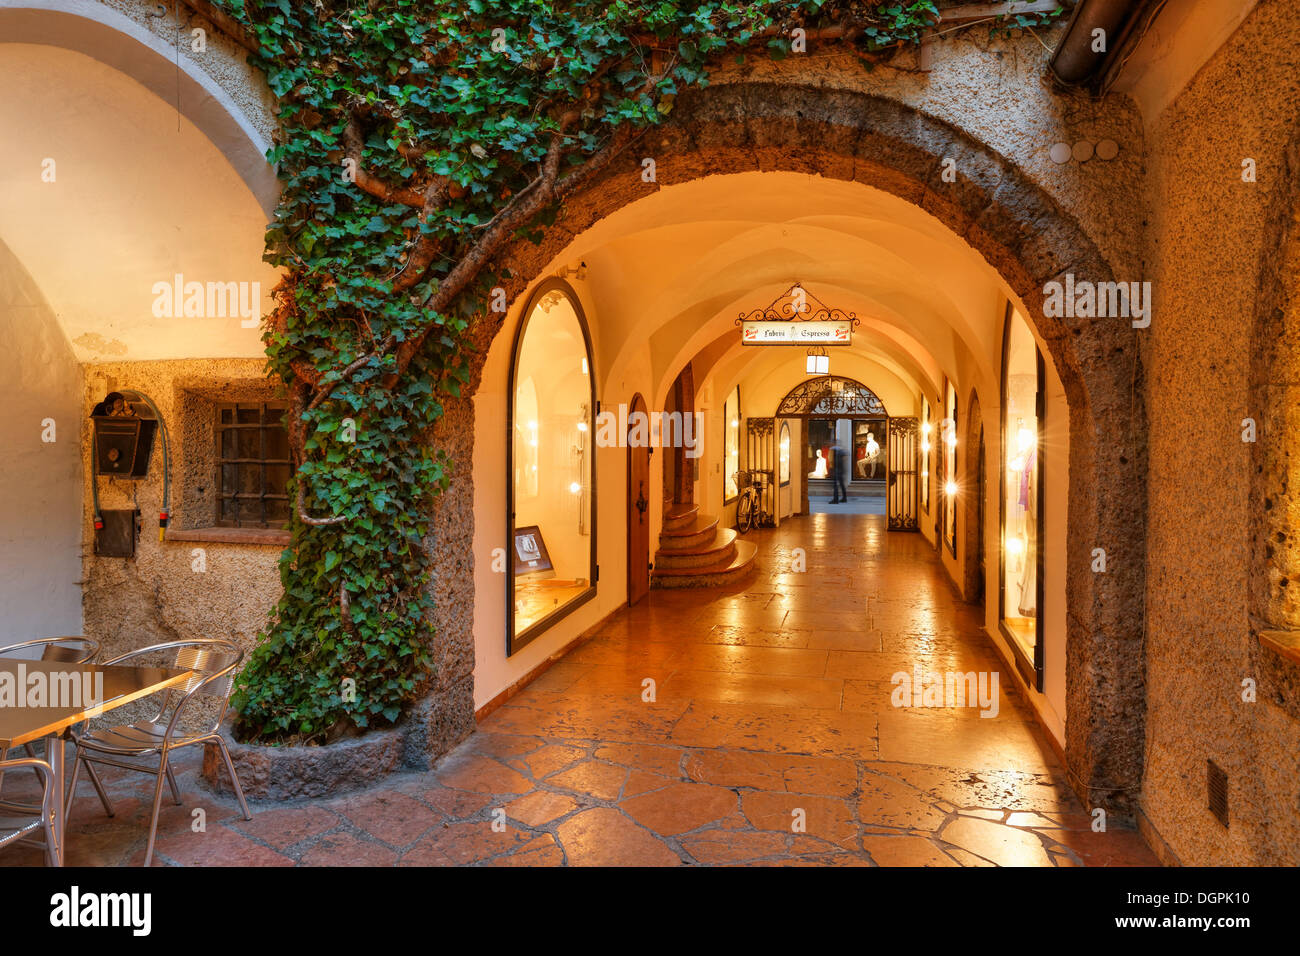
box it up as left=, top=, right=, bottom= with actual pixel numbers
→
left=651, top=504, right=758, bottom=589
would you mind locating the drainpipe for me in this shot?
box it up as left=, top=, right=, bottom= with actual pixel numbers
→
left=1048, top=0, right=1163, bottom=92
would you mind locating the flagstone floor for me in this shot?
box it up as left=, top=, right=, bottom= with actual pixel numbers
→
left=4, top=514, right=1157, bottom=866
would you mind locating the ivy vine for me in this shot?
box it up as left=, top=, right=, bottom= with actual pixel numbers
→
left=207, top=0, right=1062, bottom=744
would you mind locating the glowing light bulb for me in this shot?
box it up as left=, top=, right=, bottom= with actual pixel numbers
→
left=576, top=421, right=588, bottom=432
left=569, top=481, right=582, bottom=494
left=730, top=419, right=739, bottom=428
left=922, top=422, right=932, bottom=436
left=921, top=439, right=931, bottom=453
left=945, top=481, right=958, bottom=497
left=1017, top=426, right=1034, bottom=455
left=1006, top=536, right=1025, bottom=556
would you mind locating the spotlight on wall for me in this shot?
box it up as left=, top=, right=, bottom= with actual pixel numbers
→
left=556, top=261, right=588, bottom=281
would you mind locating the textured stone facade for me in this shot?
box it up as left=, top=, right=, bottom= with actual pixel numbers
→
left=1143, top=0, right=1300, bottom=865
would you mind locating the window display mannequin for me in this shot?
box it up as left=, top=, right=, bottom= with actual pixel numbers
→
left=1017, top=443, right=1037, bottom=617
left=856, top=431, right=880, bottom=479
left=809, top=448, right=828, bottom=478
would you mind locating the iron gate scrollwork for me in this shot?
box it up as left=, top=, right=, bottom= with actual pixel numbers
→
left=775, top=376, right=886, bottom=417
left=887, top=416, right=920, bottom=532
left=746, top=417, right=776, bottom=526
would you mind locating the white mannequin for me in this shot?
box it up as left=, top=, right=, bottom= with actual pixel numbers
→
left=865, top=431, right=879, bottom=478
left=809, top=448, right=828, bottom=478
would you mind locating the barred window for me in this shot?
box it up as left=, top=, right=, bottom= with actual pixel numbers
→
left=215, top=402, right=291, bottom=528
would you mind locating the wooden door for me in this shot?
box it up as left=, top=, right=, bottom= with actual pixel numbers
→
left=627, top=393, right=651, bottom=606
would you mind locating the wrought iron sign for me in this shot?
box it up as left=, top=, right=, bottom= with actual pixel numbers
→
left=737, top=282, right=858, bottom=346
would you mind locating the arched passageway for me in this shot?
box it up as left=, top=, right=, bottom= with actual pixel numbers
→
left=443, top=81, right=1147, bottom=818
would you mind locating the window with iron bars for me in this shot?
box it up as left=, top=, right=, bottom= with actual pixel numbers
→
left=214, top=402, right=291, bottom=528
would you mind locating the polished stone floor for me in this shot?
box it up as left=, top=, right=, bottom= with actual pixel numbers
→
left=4, top=514, right=1157, bottom=866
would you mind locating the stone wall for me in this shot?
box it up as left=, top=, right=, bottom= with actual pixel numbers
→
left=1142, top=0, right=1300, bottom=865
left=80, top=359, right=285, bottom=722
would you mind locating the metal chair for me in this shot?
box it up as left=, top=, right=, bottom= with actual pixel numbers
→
left=0, top=637, right=101, bottom=794
left=0, top=756, right=60, bottom=866
left=65, top=639, right=252, bottom=866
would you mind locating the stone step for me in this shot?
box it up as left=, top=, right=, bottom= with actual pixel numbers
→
left=658, top=513, right=719, bottom=551
left=652, top=540, right=758, bottom=589
left=662, top=504, right=700, bottom=532
left=653, top=528, right=739, bottom=570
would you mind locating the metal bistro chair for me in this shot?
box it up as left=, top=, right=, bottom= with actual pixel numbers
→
left=65, top=639, right=252, bottom=866
left=0, top=637, right=101, bottom=795
left=0, top=756, right=59, bottom=866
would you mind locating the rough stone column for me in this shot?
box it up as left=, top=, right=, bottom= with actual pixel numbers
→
left=403, top=392, right=478, bottom=768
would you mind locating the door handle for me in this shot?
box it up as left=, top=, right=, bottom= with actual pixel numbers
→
left=635, top=481, right=648, bottom=519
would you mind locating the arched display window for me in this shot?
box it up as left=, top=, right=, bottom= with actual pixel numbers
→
left=778, top=421, right=791, bottom=486
left=506, top=280, right=596, bottom=655
left=723, top=386, right=740, bottom=501
left=999, top=304, right=1045, bottom=688
left=921, top=397, right=932, bottom=514
left=942, top=379, right=958, bottom=556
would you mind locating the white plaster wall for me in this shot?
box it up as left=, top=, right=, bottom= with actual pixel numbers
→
left=0, top=239, right=84, bottom=645
left=472, top=279, right=657, bottom=708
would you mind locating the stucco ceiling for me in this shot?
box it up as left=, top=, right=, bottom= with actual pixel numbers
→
left=0, top=42, right=277, bottom=363
left=544, top=171, right=1012, bottom=405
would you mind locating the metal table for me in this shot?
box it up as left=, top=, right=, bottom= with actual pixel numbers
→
left=0, top=657, right=194, bottom=866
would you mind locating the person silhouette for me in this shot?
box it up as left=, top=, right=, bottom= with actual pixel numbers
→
left=829, top=442, right=849, bottom=504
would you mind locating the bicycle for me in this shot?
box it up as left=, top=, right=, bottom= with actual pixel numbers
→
left=733, top=469, right=772, bottom=534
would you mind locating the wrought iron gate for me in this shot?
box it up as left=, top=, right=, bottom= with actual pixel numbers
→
left=746, top=417, right=777, bottom=526
left=887, top=416, right=919, bottom=531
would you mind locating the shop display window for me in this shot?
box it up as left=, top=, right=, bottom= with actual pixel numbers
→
left=508, top=284, right=595, bottom=653
left=942, top=380, right=957, bottom=555
left=921, top=397, right=932, bottom=513
left=724, top=386, right=740, bottom=500
left=1000, top=307, right=1043, bottom=669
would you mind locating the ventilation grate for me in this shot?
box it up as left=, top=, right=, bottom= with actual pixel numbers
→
left=1207, top=759, right=1229, bottom=827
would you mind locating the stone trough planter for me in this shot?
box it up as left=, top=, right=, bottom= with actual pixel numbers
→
left=199, top=722, right=406, bottom=800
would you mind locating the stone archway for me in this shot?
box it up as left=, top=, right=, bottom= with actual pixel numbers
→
left=0, top=1, right=278, bottom=216
left=421, top=81, right=1146, bottom=815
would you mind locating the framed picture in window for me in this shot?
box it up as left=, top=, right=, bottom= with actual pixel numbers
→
left=513, top=524, right=553, bottom=576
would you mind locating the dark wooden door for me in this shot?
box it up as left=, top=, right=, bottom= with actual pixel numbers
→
left=627, top=393, right=651, bottom=606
